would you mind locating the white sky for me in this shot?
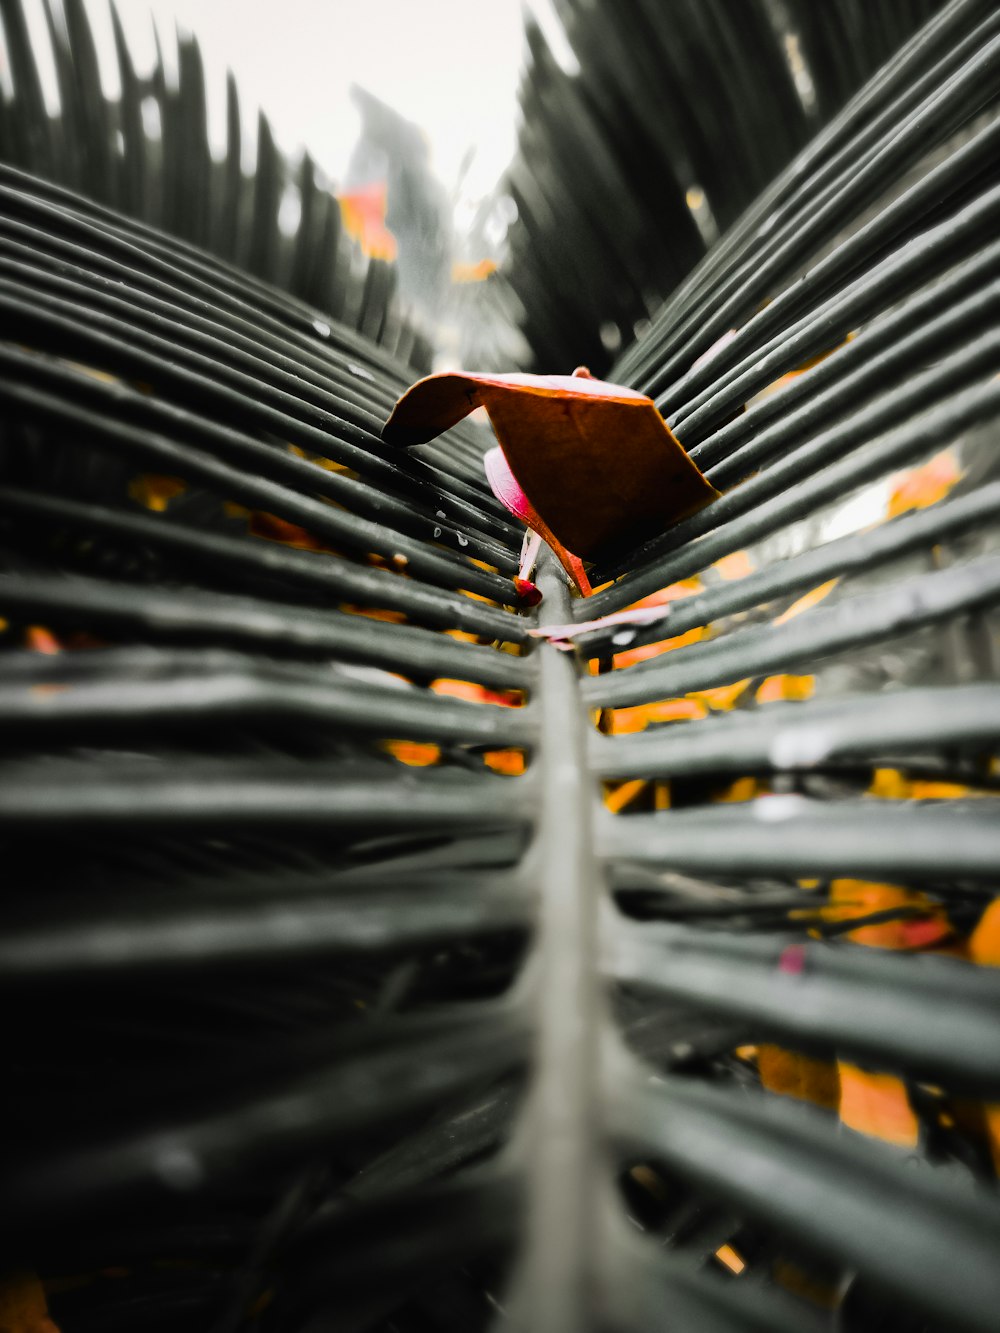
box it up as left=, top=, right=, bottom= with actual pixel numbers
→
left=66, top=0, right=532, bottom=202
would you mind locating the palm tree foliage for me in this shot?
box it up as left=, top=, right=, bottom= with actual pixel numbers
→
left=0, top=0, right=433, bottom=367
left=0, top=0, right=998, bottom=1330
left=503, top=0, right=950, bottom=375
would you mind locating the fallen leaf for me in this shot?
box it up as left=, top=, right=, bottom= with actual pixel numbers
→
left=827, top=878, right=949, bottom=950
left=0, top=1273, right=60, bottom=1333
left=828, top=878, right=946, bottom=1147
left=452, top=258, right=498, bottom=283
left=757, top=1044, right=840, bottom=1110
left=604, top=696, right=707, bottom=735
left=382, top=740, right=440, bottom=767
left=712, top=549, right=755, bottom=580
left=838, top=1064, right=920, bottom=1148
left=128, top=474, right=187, bottom=512
left=690, top=679, right=751, bottom=711
left=603, top=778, right=649, bottom=814
left=968, top=902, right=1000, bottom=1172
left=383, top=368, right=718, bottom=594
left=339, top=183, right=398, bottom=261
left=773, top=579, right=837, bottom=625
left=714, top=1244, right=746, bottom=1275
left=887, top=449, right=961, bottom=518
left=756, top=673, right=815, bottom=704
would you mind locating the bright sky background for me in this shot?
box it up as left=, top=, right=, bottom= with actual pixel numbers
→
left=59, top=0, right=534, bottom=204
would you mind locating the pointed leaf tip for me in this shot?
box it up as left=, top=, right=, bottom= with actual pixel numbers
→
left=513, top=576, right=543, bottom=606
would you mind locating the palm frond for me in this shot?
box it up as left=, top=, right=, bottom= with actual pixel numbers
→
left=0, top=0, right=432, bottom=367
left=0, top=1, right=998, bottom=1331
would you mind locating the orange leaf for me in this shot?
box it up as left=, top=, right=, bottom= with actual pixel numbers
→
left=613, top=624, right=703, bottom=669
left=483, top=749, right=526, bottom=776
left=773, top=579, right=837, bottom=625
left=128, top=473, right=187, bottom=512
left=690, top=679, right=751, bottom=711
left=756, top=673, right=815, bottom=704
left=968, top=902, right=1000, bottom=1173
left=452, top=257, right=498, bottom=284
left=758, top=1044, right=839, bottom=1110
left=25, top=626, right=62, bottom=655
left=713, top=776, right=766, bottom=804
left=887, top=449, right=961, bottom=519
left=339, top=183, right=398, bottom=261
left=430, top=679, right=522, bottom=707
left=714, top=1244, right=746, bottom=1275
left=712, top=549, right=754, bottom=580
left=828, top=878, right=949, bottom=950
left=382, top=740, right=440, bottom=767
left=603, top=778, right=649, bottom=814
left=827, top=878, right=943, bottom=1147
left=838, top=1064, right=919, bottom=1148
left=0, top=1272, right=60, bottom=1333
left=605, top=696, right=706, bottom=735
left=969, top=899, right=1000, bottom=966
left=246, top=511, right=340, bottom=553
left=383, top=369, right=718, bottom=593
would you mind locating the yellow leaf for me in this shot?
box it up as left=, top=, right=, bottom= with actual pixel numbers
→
left=755, top=673, right=814, bottom=703
left=773, top=579, right=837, bottom=625
left=714, top=1244, right=746, bottom=1275
left=128, top=474, right=187, bottom=512
left=689, top=679, right=751, bottom=711
left=603, top=778, right=648, bottom=814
